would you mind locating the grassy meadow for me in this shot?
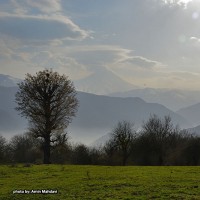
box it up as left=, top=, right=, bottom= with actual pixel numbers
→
left=1, top=165, right=200, bottom=199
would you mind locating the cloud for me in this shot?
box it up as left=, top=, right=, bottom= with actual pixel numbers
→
left=190, top=36, right=200, bottom=42
left=3, top=0, right=62, bottom=15
left=26, top=0, right=61, bottom=13
left=117, top=56, right=164, bottom=70
left=31, top=52, right=91, bottom=80
left=0, top=57, right=44, bottom=79
left=49, top=45, right=164, bottom=75
left=0, top=36, right=92, bottom=80
left=163, top=0, right=192, bottom=8
left=110, top=65, right=200, bottom=90
left=150, top=70, right=200, bottom=89
left=60, top=45, right=166, bottom=85
left=2, top=0, right=200, bottom=91
left=53, top=45, right=132, bottom=70
left=0, top=13, right=89, bottom=41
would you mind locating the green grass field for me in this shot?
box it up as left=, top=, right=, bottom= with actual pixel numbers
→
left=1, top=165, right=200, bottom=199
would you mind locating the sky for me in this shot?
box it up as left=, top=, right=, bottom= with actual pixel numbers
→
left=1, top=0, right=200, bottom=90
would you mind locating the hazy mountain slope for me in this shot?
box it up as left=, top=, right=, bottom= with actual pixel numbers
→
left=0, top=86, right=27, bottom=132
left=0, top=109, right=20, bottom=131
left=177, top=103, right=200, bottom=127
left=110, top=88, right=200, bottom=111
left=186, top=125, right=200, bottom=135
left=0, top=74, right=21, bottom=87
left=74, top=67, right=138, bottom=95
left=71, top=92, right=191, bottom=143
left=0, top=86, right=190, bottom=144
left=0, top=86, right=18, bottom=112
left=72, top=92, right=190, bottom=129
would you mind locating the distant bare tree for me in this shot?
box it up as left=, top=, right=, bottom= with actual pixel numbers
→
left=110, top=121, right=136, bottom=166
left=15, top=69, right=78, bottom=164
left=104, top=140, right=116, bottom=165
left=141, top=115, right=176, bottom=165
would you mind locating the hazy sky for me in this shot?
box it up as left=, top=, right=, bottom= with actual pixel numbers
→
left=1, top=0, right=200, bottom=90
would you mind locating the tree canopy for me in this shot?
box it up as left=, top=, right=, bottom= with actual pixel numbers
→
left=15, top=69, right=78, bottom=164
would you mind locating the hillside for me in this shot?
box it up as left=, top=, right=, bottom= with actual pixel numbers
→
left=0, top=74, right=20, bottom=87
left=177, top=103, right=200, bottom=127
left=70, top=92, right=190, bottom=143
left=73, top=92, right=189, bottom=129
left=111, top=88, right=200, bottom=111
left=0, top=86, right=190, bottom=144
left=186, top=124, right=200, bottom=135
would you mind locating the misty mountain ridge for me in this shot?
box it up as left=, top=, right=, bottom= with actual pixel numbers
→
left=177, top=103, right=200, bottom=127
left=186, top=125, right=200, bottom=136
left=73, top=92, right=191, bottom=144
left=74, top=67, right=139, bottom=95
left=72, top=92, right=190, bottom=130
left=1, top=73, right=200, bottom=144
left=110, top=88, right=200, bottom=111
left=1, top=73, right=200, bottom=111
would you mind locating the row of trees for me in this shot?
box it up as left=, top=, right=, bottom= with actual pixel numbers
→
left=1, top=115, right=200, bottom=166
left=102, top=115, right=200, bottom=166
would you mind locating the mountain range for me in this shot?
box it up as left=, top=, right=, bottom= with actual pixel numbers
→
left=0, top=85, right=192, bottom=144
left=186, top=125, right=200, bottom=135
left=1, top=73, right=200, bottom=111
left=110, top=88, right=200, bottom=111
left=0, top=73, right=200, bottom=144
left=177, top=103, right=200, bottom=127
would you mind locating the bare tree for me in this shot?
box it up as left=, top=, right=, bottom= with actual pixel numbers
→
left=110, top=121, right=136, bottom=166
left=141, top=114, right=175, bottom=165
left=15, top=69, right=78, bottom=164
left=104, top=140, right=117, bottom=165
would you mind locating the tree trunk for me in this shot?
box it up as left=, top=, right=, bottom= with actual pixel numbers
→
left=43, top=135, right=51, bottom=164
